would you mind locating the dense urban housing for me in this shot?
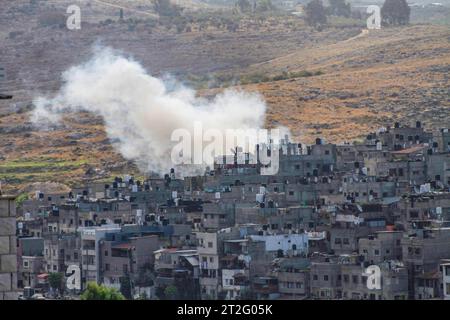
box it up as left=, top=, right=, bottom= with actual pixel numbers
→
left=2, top=121, right=450, bottom=300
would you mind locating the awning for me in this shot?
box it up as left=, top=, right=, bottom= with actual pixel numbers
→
left=183, top=256, right=199, bottom=267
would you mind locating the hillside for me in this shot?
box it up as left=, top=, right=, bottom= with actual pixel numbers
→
left=240, top=25, right=450, bottom=143
left=0, top=2, right=449, bottom=192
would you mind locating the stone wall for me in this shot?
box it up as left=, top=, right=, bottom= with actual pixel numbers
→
left=0, top=196, right=18, bottom=300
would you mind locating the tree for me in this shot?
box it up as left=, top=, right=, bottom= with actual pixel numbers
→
left=154, top=0, right=182, bottom=17
left=164, top=285, right=178, bottom=300
left=80, top=282, right=125, bottom=300
left=381, top=0, right=410, bottom=26
left=120, top=275, right=132, bottom=300
left=304, top=0, right=327, bottom=29
left=328, top=0, right=351, bottom=18
left=155, top=286, right=166, bottom=300
left=138, top=291, right=148, bottom=300
left=256, top=0, right=274, bottom=12
left=15, top=193, right=29, bottom=208
left=48, top=272, right=64, bottom=294
left=236, top=0, right=252, bottom=13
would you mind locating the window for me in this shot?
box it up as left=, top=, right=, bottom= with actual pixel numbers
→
left=104, top=250, right=109, bottom=257
left=410, top=211, right=419, bottom=218
left=313, top=275, right=318, bottom=281
left=105, top=264, right=110, bottom=271
left=324, top=275, right=329, bottom=281
left=335, top=238, right=342, bottom=244
left=343, top=238, right=349, bottom=245
left=208, top=242, right=213, bottom=248
left=352, top=275, right=358, bottom=284
left=445, top=266, right=450, bottom=275
left=74, top=252, right=78, bottom=260
left=23, top=261, right=29, bottom=268
left=374, top=249, right=380, bottom=256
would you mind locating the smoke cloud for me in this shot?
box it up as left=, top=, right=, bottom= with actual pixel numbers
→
left=31, top=47, right=271, bottom=176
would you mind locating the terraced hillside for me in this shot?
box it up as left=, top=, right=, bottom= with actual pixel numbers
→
left=0, top=1, right=449, bottom=192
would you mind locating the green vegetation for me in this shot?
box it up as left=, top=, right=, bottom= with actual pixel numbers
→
left=15, top=193, right=29, bottom=207
left=381, top=0, right=411, bottom=26
left=0, top=158, right=87, bottom=186
left=48, top=272, right=64, bottom=293
left=120, top=275, right=132, bottom=300
left=327, top=0, right=351, bottom=18
left=0, top=158, right=87, bottom=173
left=239, top=70, right=324, bottom=84
left=305, top=0, right=327, bottom=29
left=187, top=70, right=324, bottom=89
left=81, top=282, right=125, bottom=300
left=164, top=285, right=179, bottom=300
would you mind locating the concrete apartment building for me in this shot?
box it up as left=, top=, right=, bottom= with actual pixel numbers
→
left=441, top=261, right=450, bottom=300
left=359, top=231, right=403, bottom=264
left=402, top=227, right=450, bottom=299
left=0, top=195, right=18, bottom=300
left=44, top=234, right=81, bottom=274
left=79, top=224, right=121, bottom=287
left=100, top=233, right=159, bottom=289
left=197, top=228, right=242, bottom=299
left=275, top=257, right=310, bottom=299
left=17, top=237, right=44, bottom=289
left=341, top=261, right=408, bottom=300
left=310, top=257, right=342, bottom=299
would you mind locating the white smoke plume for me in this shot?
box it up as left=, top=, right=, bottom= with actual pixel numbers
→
left=31, top=47, right=272, bottom=176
